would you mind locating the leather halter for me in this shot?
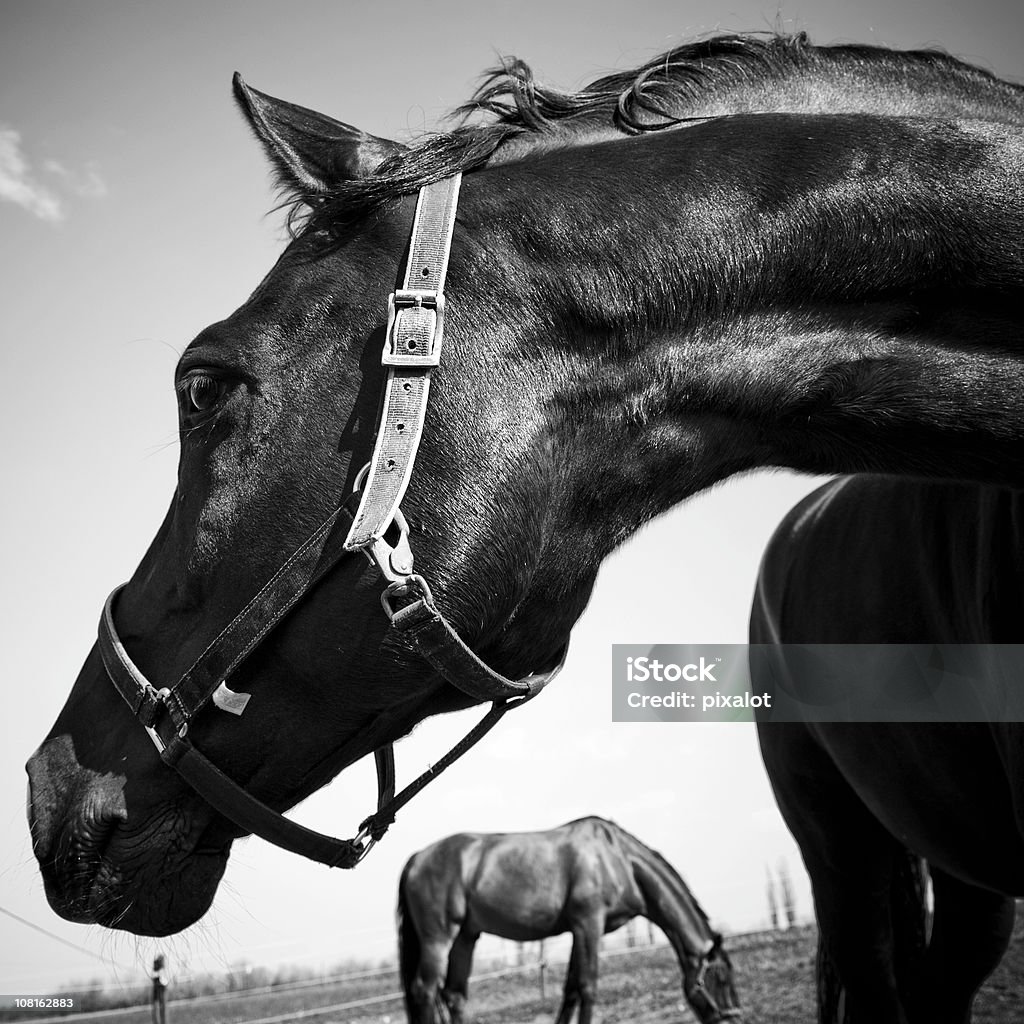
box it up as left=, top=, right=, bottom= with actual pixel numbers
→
left=688, top=946, right=743, bottom=1022
left=97, top=174, right=564, bottom=869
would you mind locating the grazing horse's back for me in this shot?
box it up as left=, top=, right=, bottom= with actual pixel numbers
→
left=753, top=477, right=1024, bottom=1021
left=400, top=821, right=637, bottom=943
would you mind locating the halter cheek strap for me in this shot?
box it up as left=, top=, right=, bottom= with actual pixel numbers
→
left=97, top=174, right=567, bottom=869
left=344, top=174, right=461, bottom=554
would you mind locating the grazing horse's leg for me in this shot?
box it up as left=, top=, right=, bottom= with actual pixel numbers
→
left=556, top=917, right=603, bottom=1024
left=909, top=867, right=1015, bottom=1024
left=442, top=927, right=479, bottom=1024
left=555, top=940, right=582, bottom=1024
left=760, top=723, right=910, bottom=1024
left=408, top=938, right=452, bottom=1024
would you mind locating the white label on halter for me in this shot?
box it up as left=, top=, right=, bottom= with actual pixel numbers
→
left=212, top=682, right=252, bottom=716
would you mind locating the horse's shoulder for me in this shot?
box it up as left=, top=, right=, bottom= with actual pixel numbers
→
left=410, top=832, right=480, bottom=875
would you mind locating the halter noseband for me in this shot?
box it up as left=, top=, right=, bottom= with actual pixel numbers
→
left=97, top=174, right=565, bottom=869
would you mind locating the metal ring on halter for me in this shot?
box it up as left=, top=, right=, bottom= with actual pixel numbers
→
left=350, top=462, right=416, bottom=583
left=381, top=574, right=433, bottom=619
left=352, top=462, right=371, bottom=493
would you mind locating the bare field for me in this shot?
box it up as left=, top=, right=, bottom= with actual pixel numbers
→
left=312, top=919, right=1024, bottom=1024
left=439, top=930, right=818, bottom=1024
left=15, top=919, right=1024, bottom=1023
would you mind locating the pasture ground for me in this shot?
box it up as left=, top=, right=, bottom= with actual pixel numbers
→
left=13, top=915, right=1024, bottom=1023
left=216, top=917, right=1024, bottom=1023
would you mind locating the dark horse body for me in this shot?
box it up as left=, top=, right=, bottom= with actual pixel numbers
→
left=25, top=35, right=1024, bottom=1021
left=753, top=478, right=1024, bottom=1023
left=398, top=817, right=739, bottom=1023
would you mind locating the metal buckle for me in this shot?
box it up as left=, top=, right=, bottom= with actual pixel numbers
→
left=143, top=688, right=189, bottom=754
left=382, top=289, right=444, bottom=367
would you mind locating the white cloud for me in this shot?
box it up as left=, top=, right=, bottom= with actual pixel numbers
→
left=43, top=157, right=108, bottom=199
left=0, top=127, right=63, bottom=222
left=0, top=127, right=109, bottom=224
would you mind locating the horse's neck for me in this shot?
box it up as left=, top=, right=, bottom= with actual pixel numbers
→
left=470, top=114, right=1024, bottom=670
left=463, top=46, right=1024, bottom=667
left=616, top=828, right=714, bottom=959
left=521, top=119, right=1024, bottom=516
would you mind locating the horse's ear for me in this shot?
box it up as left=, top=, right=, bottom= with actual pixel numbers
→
left=232, top=73, right=406, bottom=196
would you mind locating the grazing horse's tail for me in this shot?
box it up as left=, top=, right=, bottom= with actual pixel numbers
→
left=398, top=856, right=421, bottom=1021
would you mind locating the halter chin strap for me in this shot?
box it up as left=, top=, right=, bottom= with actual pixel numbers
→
left=98, top=175, right=565, bottom=869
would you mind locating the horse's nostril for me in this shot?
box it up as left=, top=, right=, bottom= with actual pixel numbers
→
left=25, top=748, right=56, bottom=858
left=25, top=736, right=129, bottom=868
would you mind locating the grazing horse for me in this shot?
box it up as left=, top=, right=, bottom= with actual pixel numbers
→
left=26, top=34, right=1024, bottom=940
left=397, top=816, right=740, bottom=1024
left=752, top=478, right=1024, bottom=1024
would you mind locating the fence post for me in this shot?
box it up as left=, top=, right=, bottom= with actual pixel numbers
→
left=150, top=954, right=168, bottom=1024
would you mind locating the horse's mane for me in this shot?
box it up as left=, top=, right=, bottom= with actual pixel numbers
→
left=297, top=31, right=1010, bottom=236
left=455, top=32, right=996, bottom=132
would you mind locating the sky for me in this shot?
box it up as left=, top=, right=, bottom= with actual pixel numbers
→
left=2, top=0, right=1022, bottom=1000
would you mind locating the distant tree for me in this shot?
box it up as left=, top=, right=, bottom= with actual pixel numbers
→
left=778, top=860, right=797, bottom=928
left=766, top=866, right=779, bottom=930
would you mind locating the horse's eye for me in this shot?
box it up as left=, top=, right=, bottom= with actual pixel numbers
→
left=179, top=373, right=226, bottom=417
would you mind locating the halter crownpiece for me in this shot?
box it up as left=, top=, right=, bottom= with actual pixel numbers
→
left=97, top=174, right=566, bottom=869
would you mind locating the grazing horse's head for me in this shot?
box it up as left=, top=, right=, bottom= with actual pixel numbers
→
left=686, top=936, right=743, bottom=1022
